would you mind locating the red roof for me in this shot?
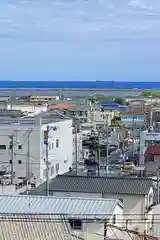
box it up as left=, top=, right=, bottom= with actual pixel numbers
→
left=145, top=144, right=160, bottom=155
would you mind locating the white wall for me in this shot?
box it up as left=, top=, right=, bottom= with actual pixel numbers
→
left=0, top=119, right=73, bottom=185
left=40, top=119, right=73, bottom=181
left=67, top=204, right=124, bottom=240
left=152, top=204, right=160, bottom=237
left=7, top=104, right=47, bottom=115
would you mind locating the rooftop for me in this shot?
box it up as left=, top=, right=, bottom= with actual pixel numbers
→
left=120, top=112, right=145, bottom=116
left=34, top=175, right=153, bottom=195
left=0, top=195, right=121, bottom=219
left=0, top=110, right=71, bottom=125
left=0, top=214, right=79, bottom=240
left=145, top=144, right=160, bottom=156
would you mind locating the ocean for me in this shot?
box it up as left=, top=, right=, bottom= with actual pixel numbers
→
left=0, top=81, right=159, bottom=89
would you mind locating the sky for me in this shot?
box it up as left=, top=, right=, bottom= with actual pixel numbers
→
left=0, top=0, right=160, bottom=81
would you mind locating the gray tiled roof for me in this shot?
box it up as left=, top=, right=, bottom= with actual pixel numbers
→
left=0, top=195, right=121, bottom=219
left=0, top=214, right=79, bottom=240
left=48, top=175, right=153, bottom=195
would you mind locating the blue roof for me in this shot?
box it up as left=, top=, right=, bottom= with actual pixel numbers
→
left=101, top=102, right=119, bottom=107
left=118, top=105, right=129, bottom=111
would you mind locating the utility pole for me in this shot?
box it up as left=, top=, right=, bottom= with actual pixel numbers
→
left=26, top=129, right=32, bottom=194
left=97, top=128, right=100, bottom=176
left=75, top=125, right=78, bottom=175
left=132, top=114, right=135, bottom=156
left=45, top=125, right=50, bottom=196
left=149, top=105, right=153, bottom=126
left=10, top=135, right=14, bottom=184
left=105, top=115, right=109, bottom=177
left=157, top=169, right=159, bottom=204
left=104, top=219, right=108, bottom=240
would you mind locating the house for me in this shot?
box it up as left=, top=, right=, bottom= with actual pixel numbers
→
left=0, top=195, right=124, bottom=240
left=0, top=111, right=73, bottom=185
left=24, top=94, right=59, bottom=101
left=0, top=214, right=78, bottom=240
left=6, top=100, right=48, bottom=116
left=140, top=130, right=160, bottom=165
left=34, top=174, right=155, bottom=234
left=120, top=112, right=147, bottom=128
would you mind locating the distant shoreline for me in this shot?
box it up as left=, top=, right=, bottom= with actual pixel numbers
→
left=0, top=81, right=159, bottom=89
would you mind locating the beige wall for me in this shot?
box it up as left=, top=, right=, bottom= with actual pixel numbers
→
left=52, top=189, right=153, bottom=234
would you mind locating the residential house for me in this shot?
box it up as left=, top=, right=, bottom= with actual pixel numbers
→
left=36, top=175, right=155, bottom=234
left=120, top=112, right=147, bottom=129
left=140, top=130, right=160, bottom=164
left=0, top=195, right=124, bottom=240
left=0, top=213, right=78, bottom=240
left=100, top=102, right=121, bottom=126
left=24, top=94, right=59, bottom=101
left=6, top=100, right=48, bottom=116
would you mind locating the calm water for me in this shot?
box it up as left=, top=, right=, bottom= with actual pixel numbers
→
left=0, top=81, right=159, bottom=89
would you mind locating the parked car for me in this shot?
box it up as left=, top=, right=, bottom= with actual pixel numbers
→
left=121, top=162, right=135, bottom=170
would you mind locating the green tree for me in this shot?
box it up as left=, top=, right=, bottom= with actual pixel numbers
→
left=114, top=97, right=125, bottom=105
left=141, top=90, right=160, bottom=97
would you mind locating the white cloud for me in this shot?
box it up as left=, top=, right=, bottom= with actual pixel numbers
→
left=0, top=0, right=160, bottom=80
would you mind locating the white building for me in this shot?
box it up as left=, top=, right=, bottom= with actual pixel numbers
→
left=49, top=175, right=154, bottom=235
left=6, top=101, right=48, bottom=116
left=0, top=195, right=124, bottom=240
left=0, top=112, right=73, bottom=185
left=140, top=130, right=160, bottom=164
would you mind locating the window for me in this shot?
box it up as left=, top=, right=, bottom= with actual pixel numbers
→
left=112, top=215, right=116, bottom=224
left=69, top=219, right=82, bottom=230
left=56, top=163, right=59, bottom=174
left=18, top=160, right=22, bottom=164
left=18, top=145, right=22, bottom=150
left=0, top=145, right=6, bottom=150
left=56, top=139, right=59, bottom=148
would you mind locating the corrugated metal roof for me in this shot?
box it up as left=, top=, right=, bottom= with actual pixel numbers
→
left=0, top=214, right=79, bottom=240
left=0, top=195, right=120, bottom=219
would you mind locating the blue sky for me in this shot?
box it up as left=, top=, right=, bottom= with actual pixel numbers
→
left=0, top=0, right=160, bottom=81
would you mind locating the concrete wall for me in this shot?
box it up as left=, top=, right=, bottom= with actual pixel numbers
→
left=0, top=119, right=73, bottom=184
left=0, top=125, right=41, bottom=181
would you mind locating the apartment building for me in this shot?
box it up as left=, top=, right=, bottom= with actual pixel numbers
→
left=0, top=112, right=73, bottom=185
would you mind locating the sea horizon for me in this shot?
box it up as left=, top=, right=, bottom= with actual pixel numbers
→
left=0, top=80, right=159, bottom=89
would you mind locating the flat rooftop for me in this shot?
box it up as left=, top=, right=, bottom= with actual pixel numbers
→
left=0, top=110, right=71, bottom=125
